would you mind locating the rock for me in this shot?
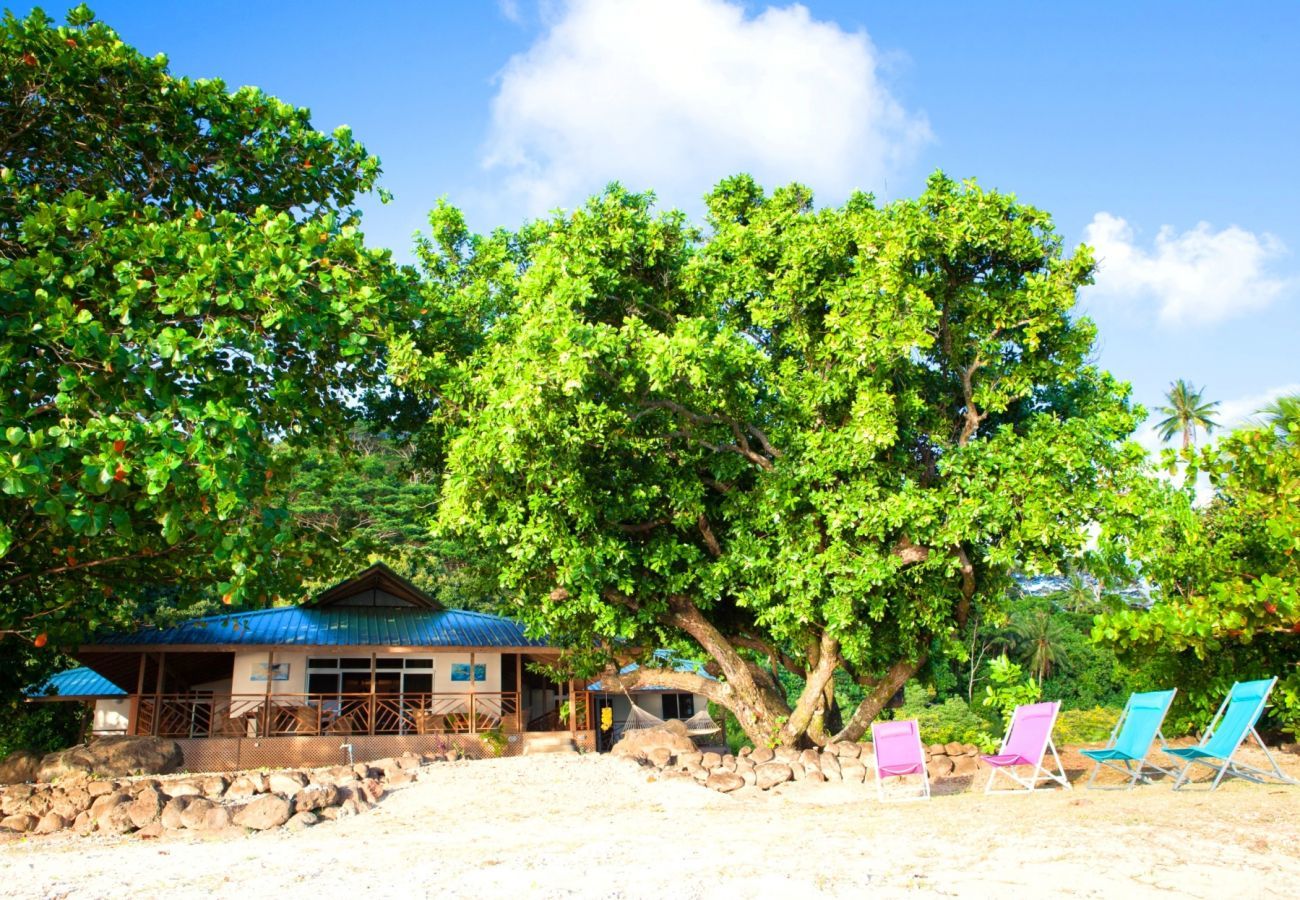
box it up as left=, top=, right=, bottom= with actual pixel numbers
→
left=0, top=814, right=38, bottom=833
left=386, top=772, right=415, bottom=788
left=705, top=772, right=745, bottom=793
left=127, top=786, right=165, bottom=829
left=1280, top=741, right=1299, bottom=756
left=200, top=776, right=229, bottom=799
left=201, top=805, right=233, bottom=831
left=820, top=753, right=842, bottom=779
left=926, top=744, right=945, bottom=758
left=789, top=762, right=805, bottom=781
left=773, top=747, right=799, bottom=764
left=610, top=727, right=696, bottom=760
left=136, top=821, right=164, bottom=839
left=177, top=797, right=216, bottom=829
left=738, top=746, right=752, bottom=757
left=840, top=759, right=868, bottom=783
left=798, top=748, right=821, bottom=770
left=960, top=743, right=979, bottom=757
left=928, top=755, right=956, bottom=778
left=700, top=752, right=721, bottom=770
left=721, top=754, right=736, bottom=768
left=87, top=781, right=117, bottom=798
left=750, top=746, right=775, bottom=764
left=95, top=799, right=136, bottom=835
left=661, top=719, right=690, bottom=738
left=285, top=811, right=318, bottom=831
left=674, top=751, right=702, bottom=770
left=39, top=737, right=183, bottom=781
left=337, top=797, right=366, bottom=818
left=835, top=742, right=861, bottom=759
left=647, top=748, right=672, bottom=768
left=318, top=806, right=340, bottom=821
left=232, top=794, right=292, bottom=831
left=755, top=762, right=793, bottom=790
left=131, top=778, right=162, bottom=794
left=739, top=769, right=756, bottom=787
left=267, top=771, right=309, bottom=795
left=160, top=796, right=194, bottom=830
left=951, top=755, right=984, bottom=778
left=89, top=791, right=130, bottom=822
left=293, top=784, right=340, bottom=813
left=734, top=757, right=755, bottom=773
left=226, top=775, right=266, bottom=799
left=804, top=769, right=827, bottom=782
left=33, top=812, right=68, bottom=835
left=359, top=778, right=384, bottom=804
left=685, top=765, right=707, bottom=782
left=0, top=750, right=41, bottom=785
left=944, top=741, right=965, bottom=757
left=164, top=780, right=203, bottom=798
left=72, top=811, right=93, bottom=835
left=49, top=788, right=91, bottom=821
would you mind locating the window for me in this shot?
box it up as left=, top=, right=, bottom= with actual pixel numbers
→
left=661, top=693, right=695, bottom=720
left=305, top=657, right=436, bottom=697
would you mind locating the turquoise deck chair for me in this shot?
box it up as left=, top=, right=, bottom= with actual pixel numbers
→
left=1168, top=677, right=1297, bottom=791
left=1080, top=689, right=1177, bottom=789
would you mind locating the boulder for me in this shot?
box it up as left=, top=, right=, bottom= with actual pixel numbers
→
left=646, top=748, right=673, bottom=768
left=72, top=812, right=93, bottom=835
left=89, top=791, right=130, bottom=821
left=293, top=784, right=340, bottom=813
left=285, top=811, right=319, bottom=832
left=160, top=796, right=194, bottom=830
left=738, top=746, right=752, bottom=758
left=928, top=755, right=956, bottom=778
left=127, top=786, right=165, bottom=829
left=49, top=788, right=91, bottom=821
left=798, top=748, right=821, bottom=770
left=739, top=768, right=756, bottom=787
left=0, top=814, right=38, bottom=833
left=135, top=822, right=164, bottom=839
left=226, top=774, right=267, bottom=799
left=164, top=780, right=203, bottom=798
left=0, top=751, right=41, bottom=785
left=700, top=751, right=722, bottom=770
left=674, top=751, right=702, bottom=770
left=685, top=764, right=707, bottom=782
left=755, top=762, right=793, bottom=790
left=39, top=737, right=182, bottom=781
left=200, top=775, right=229, bottom=799
left=951, top=755, right=984, bottom=778
left=804, top=769, right=827, bottom=783
left=944, top=741, right=965, bottom=757
left=926, top=744, right=945, bottom=758
left=232, top=794, right=292, bottom=831
left=661, top=719, right=690, bottom=738
left=95, top=799, right=136, bottom=835
left=86, top=781, right=118, bottom=798
left=359, top=778, right=384, bottom=804
left=835, top=742, right=861, bottom=759
left=819, top=753, right=842, bottom=779
left=750, top=746, right=775, bottom=764
left=267, top=771, right=309, bottom=795
left=789, top=762, right=805, bottom=781
left=721, top=754, right=736, bottom=768
left=840, top=759, right=867, bottom=783
left=33, top=812, right=68, bottom=835
left=610, top=727, right=696, bottom=760
left=734, top=756, right=755, bottom=773
left=773, top=747, right=799, bottom=764
left=705, top=772, right=745, bottom=793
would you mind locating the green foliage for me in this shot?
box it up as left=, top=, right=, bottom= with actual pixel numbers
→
left=896, top=684, right=994, bottom=750
left=1054, top=706, right=1122, bottom=745
left=1154, top=379, right=1220, bottom=449
left=403, top=172, right=1143, bottom=744
left=0, top=7, right=416, bottom=640
left=981, top=654, right=1042, bottom=727
left=1097, top=420, right=1300, bottom=735
left=0, top=639, right=84, bottom=757
left=478, top=726, right=508, bottom=758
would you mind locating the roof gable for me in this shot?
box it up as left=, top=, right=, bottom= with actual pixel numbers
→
left=306, top=562, right=441, bottom=610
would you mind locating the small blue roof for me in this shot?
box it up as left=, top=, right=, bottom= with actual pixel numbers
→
left=27, top=667, right=127, bottom=699
left=92, top=606, right=552, bottom=649
left=588, top=649, right=715, bottom=692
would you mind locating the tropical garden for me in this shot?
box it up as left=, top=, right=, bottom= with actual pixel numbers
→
left=1, top=7, right=1296, bottom=757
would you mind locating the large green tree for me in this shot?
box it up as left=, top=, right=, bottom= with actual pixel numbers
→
left=0, top=6, right=413, bottom=644
left=1098, top=419, right=1300, bottom=733
left=399, top=174, right=1144, bottom=747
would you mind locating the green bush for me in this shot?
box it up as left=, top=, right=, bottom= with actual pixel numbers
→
left=1055, top=706, right=1122, bottom=744
left=896, top=684, right=996, bottom=750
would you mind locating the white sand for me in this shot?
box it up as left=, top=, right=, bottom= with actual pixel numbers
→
left=1, top=747, right=1297, bottom=899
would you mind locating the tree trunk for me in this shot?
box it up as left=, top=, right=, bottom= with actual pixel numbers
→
left=830, top=658, right=924, bottom=743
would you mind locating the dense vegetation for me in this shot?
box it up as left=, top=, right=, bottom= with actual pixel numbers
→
left=1, top=6, right=1294, bottom=756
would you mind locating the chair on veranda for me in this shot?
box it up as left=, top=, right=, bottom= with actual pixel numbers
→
left=1168, top=677, right=1298, bottom=791
left=871, top=719, right=930, bottom=801
left=981, top=701, right=1071, bottom=794
left=1081, top=688, right=1177, bottom=789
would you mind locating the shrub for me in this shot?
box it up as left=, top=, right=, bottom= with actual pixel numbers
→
left=896, top=684, right=997, bottom=750
left=1055, top=706, right=1122, bottom=744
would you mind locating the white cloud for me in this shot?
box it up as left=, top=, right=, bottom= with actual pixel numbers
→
left=497, top=0, right=523, bottom=24
left=1084, top=212, right=1291, bottom=325
left=480, top=0, right=930, bottom=222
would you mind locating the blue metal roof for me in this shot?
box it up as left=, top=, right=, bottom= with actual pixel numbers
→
left=92, top=606, right=552, bottom=649
left=588, top=649, right=716, bottom=692
left=27, top=667, right=127, bottom=699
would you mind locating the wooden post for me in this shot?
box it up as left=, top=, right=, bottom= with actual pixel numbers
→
left=567, top=678, right=576, bottom=733
left=152, top=651, right=166, bottom=736
left=263, top=649, right=274, bottom=737
left=514, top=653, right=523, bottom=732
left=469, top=651, right=477, bottom=734
left=369, top=652, right=376, bottom=736
left=128, top=652, right=146, bottom=736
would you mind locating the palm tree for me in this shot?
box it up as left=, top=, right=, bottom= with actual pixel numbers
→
left=1009, top=607, right=1071, bottom=685
left=1155, top=379, right=1220, bottom=450
left=1255, top=394, right=1300, bottom=442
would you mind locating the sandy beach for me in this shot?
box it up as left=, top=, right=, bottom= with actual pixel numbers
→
left=1, top=745, right=1297, bottom=900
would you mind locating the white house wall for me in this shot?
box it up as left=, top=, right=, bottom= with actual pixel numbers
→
left=92, top=698, right=129, bottom=734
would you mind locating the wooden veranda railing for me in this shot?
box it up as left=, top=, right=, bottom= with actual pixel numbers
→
left=133, top=692, right=521, bottom=739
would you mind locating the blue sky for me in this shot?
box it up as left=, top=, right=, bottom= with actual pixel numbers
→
left=35, top=0, right=1300, bottom=438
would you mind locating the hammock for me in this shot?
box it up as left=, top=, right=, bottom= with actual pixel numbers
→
left=623, top=703, right=666, bottom=733
left=683, top=708, right=721, bottom=737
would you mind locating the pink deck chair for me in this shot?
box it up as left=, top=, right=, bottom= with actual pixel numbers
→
left=981, top=701, right=1071, bottom=794
left=871, top=719, right=930, bottom=801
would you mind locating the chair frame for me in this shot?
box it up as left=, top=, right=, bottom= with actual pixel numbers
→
left=1170, top=677, right=1298, bottom=791
left=1083, top=689, right=1178, bottom=790
left=871, top=719, right=931, bottom=802
left=983, top=702, right=1072, bottom=794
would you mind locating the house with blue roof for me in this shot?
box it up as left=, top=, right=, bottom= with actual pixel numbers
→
left=36, top=563, right=707, bottom=769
